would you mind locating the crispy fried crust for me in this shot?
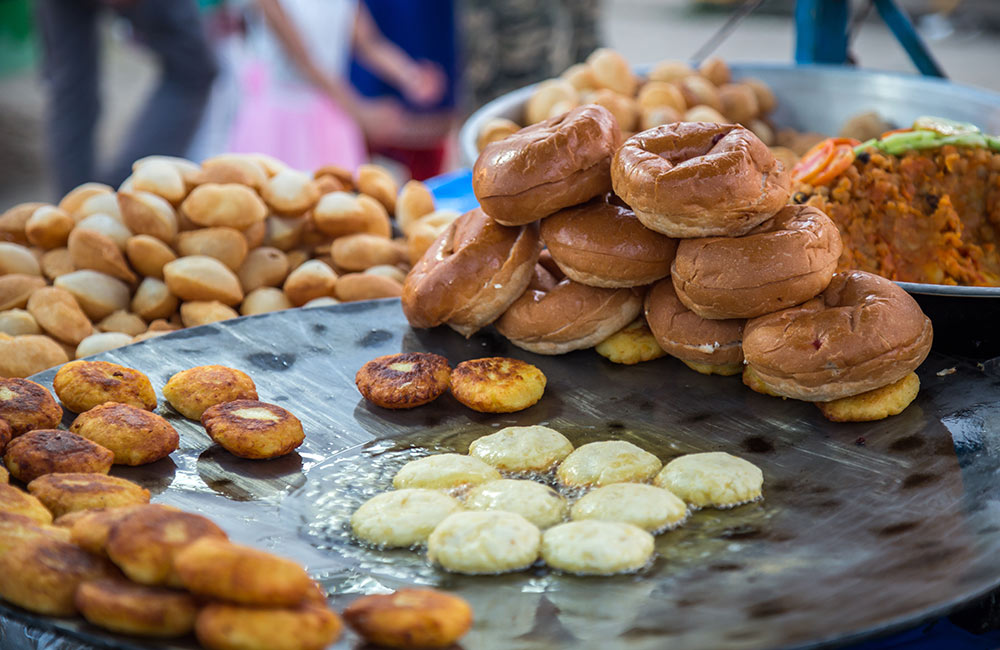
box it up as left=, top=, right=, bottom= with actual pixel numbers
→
left=682, top=360, right=743, bottom=376
left=162, top=365, right=258, bottom=420
left=355, top=352, right=451, bottom=409
left=343, top=588, right=473, bottom=649
left=449, top=357, right=546, bottom=413
left=0, top=419, right=9, bottom=454
left=0, top=538, right=116, bottom=616
left=0, top=482, right=53, bottom=524
left=195, top=602, right=342, bottom=650
left=70, top=504, right=173, bottom=555
left=174, top=537, right=313, bottom=607
left=816, top=372, right=920, bottom=422
left=70, top=402, right=179, bottom=466
left=0, top=461, right=7, bottom=483
left=27, top=472, right=150, bottom=518
left=0, top=378, right=63, bottom=437
left=0, top=510, right=70, bottom=553
left=4, top=429, right=114, bottom=483
left=53, top=360, right=157, bottom=413
left=75, top=578, right=197, bottom=637
left=595, top=319, right=667, bottom=365
left=105, top=507, right=227, bottom=587
left=200, top=400, right=304, bottom=460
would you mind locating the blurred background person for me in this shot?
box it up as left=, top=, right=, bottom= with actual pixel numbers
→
left=35, top=0, right=218, bottom=195
left=349, top=0, right=456, bottom=180
left=227, top=0, right=447, bottom=173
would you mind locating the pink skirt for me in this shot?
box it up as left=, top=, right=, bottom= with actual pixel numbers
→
left=227, top=62, right=366, bottom=172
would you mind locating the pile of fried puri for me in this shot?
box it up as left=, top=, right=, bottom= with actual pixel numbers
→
left=403, top=104, right=934, bottom=423
left=0, top=370, right=474, bottom=650
left=0, top=155, right=460, bottom=378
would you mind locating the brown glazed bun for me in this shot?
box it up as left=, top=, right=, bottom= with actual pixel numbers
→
left=644, top=277, right=744, bottom=372
left=495, top=279, right=643, bottom=355
left=472, top=105, right=622, bottom=226
left=672, top=205, right=843, bottom=319
left=402, top=208, right=540, bottom=337
left=742, top=270, right=933, bottom=402
left=611, top=122, right=791, bottom=238
left=540, top=194, right=677, bottom=288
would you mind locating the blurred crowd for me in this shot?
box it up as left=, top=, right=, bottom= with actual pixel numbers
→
left=34, top=0, right=601, bottom=195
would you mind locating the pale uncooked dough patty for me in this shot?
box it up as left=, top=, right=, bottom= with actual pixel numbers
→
left=570, top=483, right=687, bottom=532
left=427, top=511, right=541, bottom=574
left=392, top=453, right=501, bottom=490
left=541, top=520, right=654, bottom=575
left=556, top=441, right=661, bottom=488
left=654, top=452, right=763, bottom=508
left=468, top=425, right=574, bottom=473
left=465, top=479, right=567, bottom=528
left=351, top=489, right=463, bottom=547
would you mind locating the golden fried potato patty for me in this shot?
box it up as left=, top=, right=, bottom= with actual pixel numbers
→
left=343, top=588, right=473, bottom=649
left=595, top=319, right=667, bottom=365
left=75, top=578, right=198, bottom=637
left=0, top=538, right=115, bottom=616
left=195, top=602, right=342, bottom=650
left=449, top=357, right=546, bottom=413
left=70, top=504, right=173, bottom=555
left=816, top=372, right=920, bottom=422
left=0, top=377, right=63, bottom=436
left=0, top=419, right=10, bottom=454
left=201, top=400, right=304, bottom=459
left=27, top=472, right=150, bottom=518
left=105, top=507, right=227, bottom=587
left=0, top=482, right=53, bottom=524
left=70, top=402, right=179, bottom=465
left=53, top=360, right=157, bottom=413
left=163, top=365, right=258, bottom=420
left=0, top=456, right=7, bottom=483
left=174, top=537, right=313, bottom=607
left=4, top=429, right=114, bottom=483
left=0, top=510, right=70, bottom=553
left=355, top=352, right=451, bottom=409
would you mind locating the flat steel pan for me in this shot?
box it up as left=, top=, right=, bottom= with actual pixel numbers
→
left=4, top=300, right=1000, bottom=649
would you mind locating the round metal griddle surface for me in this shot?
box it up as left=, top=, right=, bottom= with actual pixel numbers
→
left=3, top=300, right=1000, bottom=650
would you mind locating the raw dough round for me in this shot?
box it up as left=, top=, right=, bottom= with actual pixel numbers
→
left=654, top=452, right=763, bottom=508
left=556, top=441, right=661, bottom=488
left=467, top=426, right=573, bottom=473
left=541, top=520, right=654, bottom=575
left=570, top=483, right=687, bottom=532
left=464, top=479, right=567, bottom=529
left=427, top=511, right=541, bottom=574
left=392, top=454, right=500, bottom=490
left=351, top=489, right=463, bottom=548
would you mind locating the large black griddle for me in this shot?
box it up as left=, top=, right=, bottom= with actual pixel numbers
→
left=3, top=299, right=1000, bottom=650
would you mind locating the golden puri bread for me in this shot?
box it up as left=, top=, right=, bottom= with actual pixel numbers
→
left=402, top=208, right=540, bottom=337
left=53, top=360, right=157, bottom=413
left=449, top=357, right=546, bottom=413
left=672, top=205, right=843, bottom=319
left=742, top=271, right=933, bottom=401
left=0, top=378, right=63, bottom=437
left=496, top=279, right=644, bottom=355
left=201, top=400, right=305, bottom=459
left=70, top=504, right=172, bottom=554
left=75, top=578, right=198, bottom=637
left=195, top=602, right=342, bottom=650
left=355, top=352, right=451, bottom=409
left=0, top=511, right=70, bottom=553
left=162, top=365, right=258, bottom=420
left=105, top=506, right=227, bottom=587
left=816, top=371, right=920, bottom=422
left=611, top=122, right=791, bottom=238
left=69, top=402, right=179, bottom=465
left=343, top=588, right=473, bottom=649
left=0, top=482, right=53, bottom=524
left=174, top=537, right=313, bottom=606
left=27, top=472, right=150, bottom=518
left=4, top=429, right=114, bottom=483
left=0, top=537, right=116, bottom=616
left=473, top=105, right=622, bottom=226
left=644, top=278, right=744, bottom=375
left=540, top=193, right=677, bottom=288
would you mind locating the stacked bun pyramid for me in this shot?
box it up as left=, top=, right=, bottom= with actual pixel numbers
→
left=402, top=104, right=933, bottom=420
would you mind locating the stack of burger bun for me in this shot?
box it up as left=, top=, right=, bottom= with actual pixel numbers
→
left=404, top=104, right=934, bottom=423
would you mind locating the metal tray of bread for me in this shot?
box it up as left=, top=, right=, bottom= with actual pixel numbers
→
left=4, top=299, right=1000, bottom=649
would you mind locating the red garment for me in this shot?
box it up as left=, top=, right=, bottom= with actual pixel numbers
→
left=369, top=142, right=447, bottom=181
